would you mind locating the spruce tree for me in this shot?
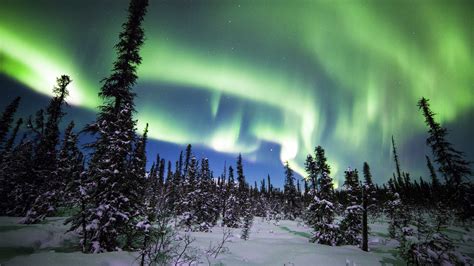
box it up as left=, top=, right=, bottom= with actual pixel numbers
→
left=183, top=144, right=192, bottom=176
left=2, top=118, right=23, bottom=155
left=339, top=168, right=363, bottom=246
left=59, top=121, right=84, bottom=208
left=22, top=75, right=71, bottom=224
left=362, top=162, right=377, bottom=214
left=392, top=136, right=402, bottom=181
left=305, top=146, right=338, bottom=245
left=0, top=96, right=21, bottom=148
left=418, top=97, right=471, bottom=189
left=74, top=0, right=149, bottom=252
left=305, top=155, right=317, bottom=190
left=223, top=166, right=240, bottom=228
left=5, top=135, right=36, bottom=216
left=193, top=158, right=219, bottom=231
left=125, top=124, right=149, bottom=247
left=236, top=154, right=248, bottom=219
left=180, top=156, right=199, bottom=230
left=240, top=198, right=254, bottom=240
left=283, top=161, right=298, bottom=219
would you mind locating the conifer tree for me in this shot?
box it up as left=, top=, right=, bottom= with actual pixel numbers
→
left=183, top=144, right=192, bottom=176
left=236, top=154, right=248, bottom=218
left=392, top=136, right=402, bottom=181
left=241, top=198, right=254, bottom=240
left=74, top=0, right=149, bottom=252
left=223, top=166, right=240, bottom=228
left=362, top=162, right=376, bottom=214
left=180, top=156, right=199, bottom=230
left=6, top=136, right=35, bottom=216
left=340, top=168, right=363, bottom=246
left=283, top=161, right=298, bottom=219
left=0, top=118, right=23, bottom=213
left=125, top=124, right=149, bottom=247
left=59, top=121, right=84, bottom=208
left=305, top=146, right=338, bottom=245
left=418, top=97, right=471, bottom=189
left=305, top=154, right=317, bottom=190
left=23, top=75, right=71, bottom=224
left=192, top=157, right=219, bottom=231
left=0, top=96, right=21, bottom=148
left=2, top=118, right=23, bottom=155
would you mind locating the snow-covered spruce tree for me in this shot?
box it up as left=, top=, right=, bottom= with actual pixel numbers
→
left=58, top=121, right=84, bottom=210
left=397, top=209, right=472, bottom=265
left=183, top=144, right=192, bottom=177
left=0, top=96, right=21, bottom=149
left=125, top=124, right=149, bottom=248
left=180, top=156, right=199, bottom=230
left=307, top=172, right=339, bottom=245
left=2, top=135, right=35, bottom=216
left=0, top=118, right=23, bottom=214
left=1, top=118, right=23, bottom=158
left=70, top=0, right=149, bottom=253
left=362, top=162, right=377, bottom=214
left=283, top=161, right=298, bottom=220
left=305, top=146, right=339, bottom=245
left=386, top=190, right=410, bottom=239
left=223, top=166, right=240, bottom=228
left=193, top=158, right=220, bottom=231
left=236, top=153, right=247, bottom=217
left=168, top=159, right=183, bottom=215
left=22, top=75, right=71, bottom=224
left=418, top=98, right=472, bottom=220
left=339, top=168, right=363, bottom=246
left=240, top=198, right=254, bottom=240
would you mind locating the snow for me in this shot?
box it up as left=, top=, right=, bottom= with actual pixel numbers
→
left=1, top=216, right=473, bottom=265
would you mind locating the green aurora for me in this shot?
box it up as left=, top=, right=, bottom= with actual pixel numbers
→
left=0, top=0, right=473, bottom=185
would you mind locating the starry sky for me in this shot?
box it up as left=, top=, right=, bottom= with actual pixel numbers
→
left=0, top=0, right=473, bottom=188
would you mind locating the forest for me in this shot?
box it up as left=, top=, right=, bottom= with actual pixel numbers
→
left=0, top=0, right=472, bottom=265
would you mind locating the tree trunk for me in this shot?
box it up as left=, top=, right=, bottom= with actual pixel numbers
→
left=362, top=187, right=368, bottom=252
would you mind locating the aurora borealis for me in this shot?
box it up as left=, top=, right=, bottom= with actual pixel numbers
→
left=0, top=0, right=473, bottom=187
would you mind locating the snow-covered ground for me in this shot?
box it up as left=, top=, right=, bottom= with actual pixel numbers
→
left=0, top=216, right=472, bottom=265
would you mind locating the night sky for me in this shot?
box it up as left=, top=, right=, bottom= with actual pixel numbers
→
left=1, top=0, right=473, bottom=188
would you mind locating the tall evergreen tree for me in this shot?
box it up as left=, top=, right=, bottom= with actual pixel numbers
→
left=2, top=118, right=23, bottom=155
left=183, top=144, right=192, bottom=176
left=283, top=161, right=298, bottom=219
left=362, top=162, right=376, bottom=213
left=5, top=136, right=35, bottom=216
left=392, top=136, right=402, bottom=181
left=418, top=97, right=471, bottom=189
left=0, top=118, right=23, bottom=214
left=340, top=168, right=363, bottom=246
left=0, top=96, right=21, bottom=148
left=23, top=75, right=71, bottom=224
left=223, top=166, right=240, bottom=228
left=74, top=0, right=149, bottom=252
left=59, top=121, right=84, bottom=208
left=305, top=146, right=338, bottom=245
left=236, top=153, right=248, bottom=218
